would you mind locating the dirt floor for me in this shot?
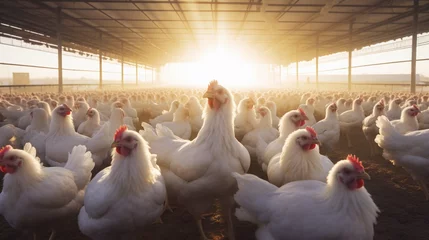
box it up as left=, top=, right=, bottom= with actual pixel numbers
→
left=1, top=126, right=429, bottom=240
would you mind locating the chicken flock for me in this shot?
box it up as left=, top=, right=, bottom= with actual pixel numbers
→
left=0, top=80, right=428, bottom=240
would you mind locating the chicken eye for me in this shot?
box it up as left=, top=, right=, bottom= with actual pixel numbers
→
left=343, top=168, right=351, bottom=175
left=302, top=136, right=308, bottom=140
left=217, top=89, right=223, bottom=94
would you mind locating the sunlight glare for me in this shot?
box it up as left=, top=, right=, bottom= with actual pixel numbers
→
left=161, top=42, right=260, bottom=88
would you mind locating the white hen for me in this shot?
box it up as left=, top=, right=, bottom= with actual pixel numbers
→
left=233, top=155, right=379, bottom=240
left=390, top=105, right=420, bottom=134
left=140, top=80, right=250, bottom=240
left=0, top=143, right=94, bottom=239
left=77, top=108, right=102, bottom=137
left=339, top=98, right=365, bottom=147
left=259, top=108, right=308, bottom=172
left=267, top=127, right=333, bottom=187
left=78, top=126, right=166, bottom=240
left=362, top=100, right=385, bottom=157
left=376, top=116, right=429, bottom=199
left=241, top=107, right=279, bottom=159
left=159, top=105, right=192, bottom=140
left=234, top=97, right=258, bottom=141
left=312, top=103, right=340, bottom=151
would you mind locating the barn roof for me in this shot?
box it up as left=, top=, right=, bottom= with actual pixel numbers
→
left=1, top=0, right=429, bottom=67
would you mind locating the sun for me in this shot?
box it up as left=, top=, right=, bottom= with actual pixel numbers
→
left=192, top=46, right=254, bottom=88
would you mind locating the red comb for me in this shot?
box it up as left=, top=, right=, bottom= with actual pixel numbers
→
left=114, top=125, right=128, bottom=141
left=87, top=107, right=92, bottom=114
left=0, top=145, right=12, bottom=159
left=347, top=154, right=364, bottom=172
left=413, top=104, right=419, bottom=111
left=298, top=108, right=307, bottom=117
left=208, top=80, right=218, bottom=91
left=332, top=102, right=337, bottom=107
left=380, top=100, right=384, bottom=106
left=306, top=126, right=317, bottom=138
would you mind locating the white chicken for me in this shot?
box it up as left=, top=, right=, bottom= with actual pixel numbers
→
left=45, top=104, right=114, bottom=169
left=312, top=103, right=340, bottom=151
left=241, top=107, right=279, bottom=159
left=336, top=98, right=347, bottom=115
left=140, top=80, right=250, bottom=240
left=386, top=98, right=402, bottom=120
left=267, top=127, right=333, bottom=187
left=362, top=96, right=377, bottom=116
left=338, top=98, right=365, bottom=147
left=149, top=100, right=180, bottom=127
left=77, top=108, right=102, bottom=137
left=390, top=105, right=420, bottom=134
left=418, top=109, right=429, bottom=129
left=376, top=116, right=429, bottom=199
left=72, top=101, right=90, bottom=130
left=185, top=96, right=203, bottom=133
left=259, top=108, right=308, bottom=172
left=362, top=100, right=385, bottom=157
left=158, top=105, right=192, bottom=140
left=0, top=143, right=94, bottom=240
left=234, top=97, right=258, bottom=141
left=265, top=101, right=279, bottom=129
left=232, top=155, right=379, bottom=240
left=78, top=126, right=166, bottom=240
left=298, top=101, right=316, bottom=127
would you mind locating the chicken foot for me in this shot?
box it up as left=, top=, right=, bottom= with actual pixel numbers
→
left=195, top=217, right=210, bottom=240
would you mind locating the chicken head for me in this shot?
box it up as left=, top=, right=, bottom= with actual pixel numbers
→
left=111, top=126, right=138, bottom=157
left=55, top=104, right=72, bottom=117
left=203, top=80, right=229, bottom=111
left=336, top=155, right=370, bottom=190
left=407, top=105, right=420, bottom=117
left=295, top=126, right=320, bottom=151
left=0, top=145, right=21, bottom=174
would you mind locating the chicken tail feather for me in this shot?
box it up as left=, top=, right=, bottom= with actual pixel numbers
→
left=64, top=145, right=95, bottom=190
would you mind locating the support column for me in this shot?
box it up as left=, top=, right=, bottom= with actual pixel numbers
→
left=316, top=35, right=319, bottom=91
left=151, top=67, right=154, bottom=84
left=57, top=7, right=63, bottom=93
left=296, top=45, right=299, bottom=88
left=99, top=33, right=102, bottom=90
left=348, top=21, right=353, bottom=92
left=121, top=42, right=124, bottom=88
left=136, top=62, right=138, bottom=85
left=279, top=65, right=282, bottom=84
left=411, top=0, right=419, bottom=93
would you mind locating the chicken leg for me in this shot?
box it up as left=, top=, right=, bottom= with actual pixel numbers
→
left=418, top=180, right=429, bottom=200
left=220, top=196, right=235, bottom=240
left=346, top=130, right=353, bottom=148
left=196, top=217, right=209, bottom=240
left=48, top=230, right=56, bottom=240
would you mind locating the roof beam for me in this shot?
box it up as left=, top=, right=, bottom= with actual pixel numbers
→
left=25, top=0, right=153, bottom=65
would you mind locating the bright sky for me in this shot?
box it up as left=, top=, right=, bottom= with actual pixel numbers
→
left=1, top=33, right=429, bottom=86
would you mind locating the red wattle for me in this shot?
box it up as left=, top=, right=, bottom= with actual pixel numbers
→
left=208, top=98, right=214, bottom=109
left=356, top=179, right=364, bottom=189
left=116, top=147, right=130, bottom=156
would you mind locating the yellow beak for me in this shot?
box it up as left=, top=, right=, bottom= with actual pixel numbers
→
left=203, top=91, right=214, bottom=99
left=357, top=171, right=371, bottom=180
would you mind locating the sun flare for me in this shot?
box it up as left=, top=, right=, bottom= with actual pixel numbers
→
left=160, top=44, right=262, bottom=88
